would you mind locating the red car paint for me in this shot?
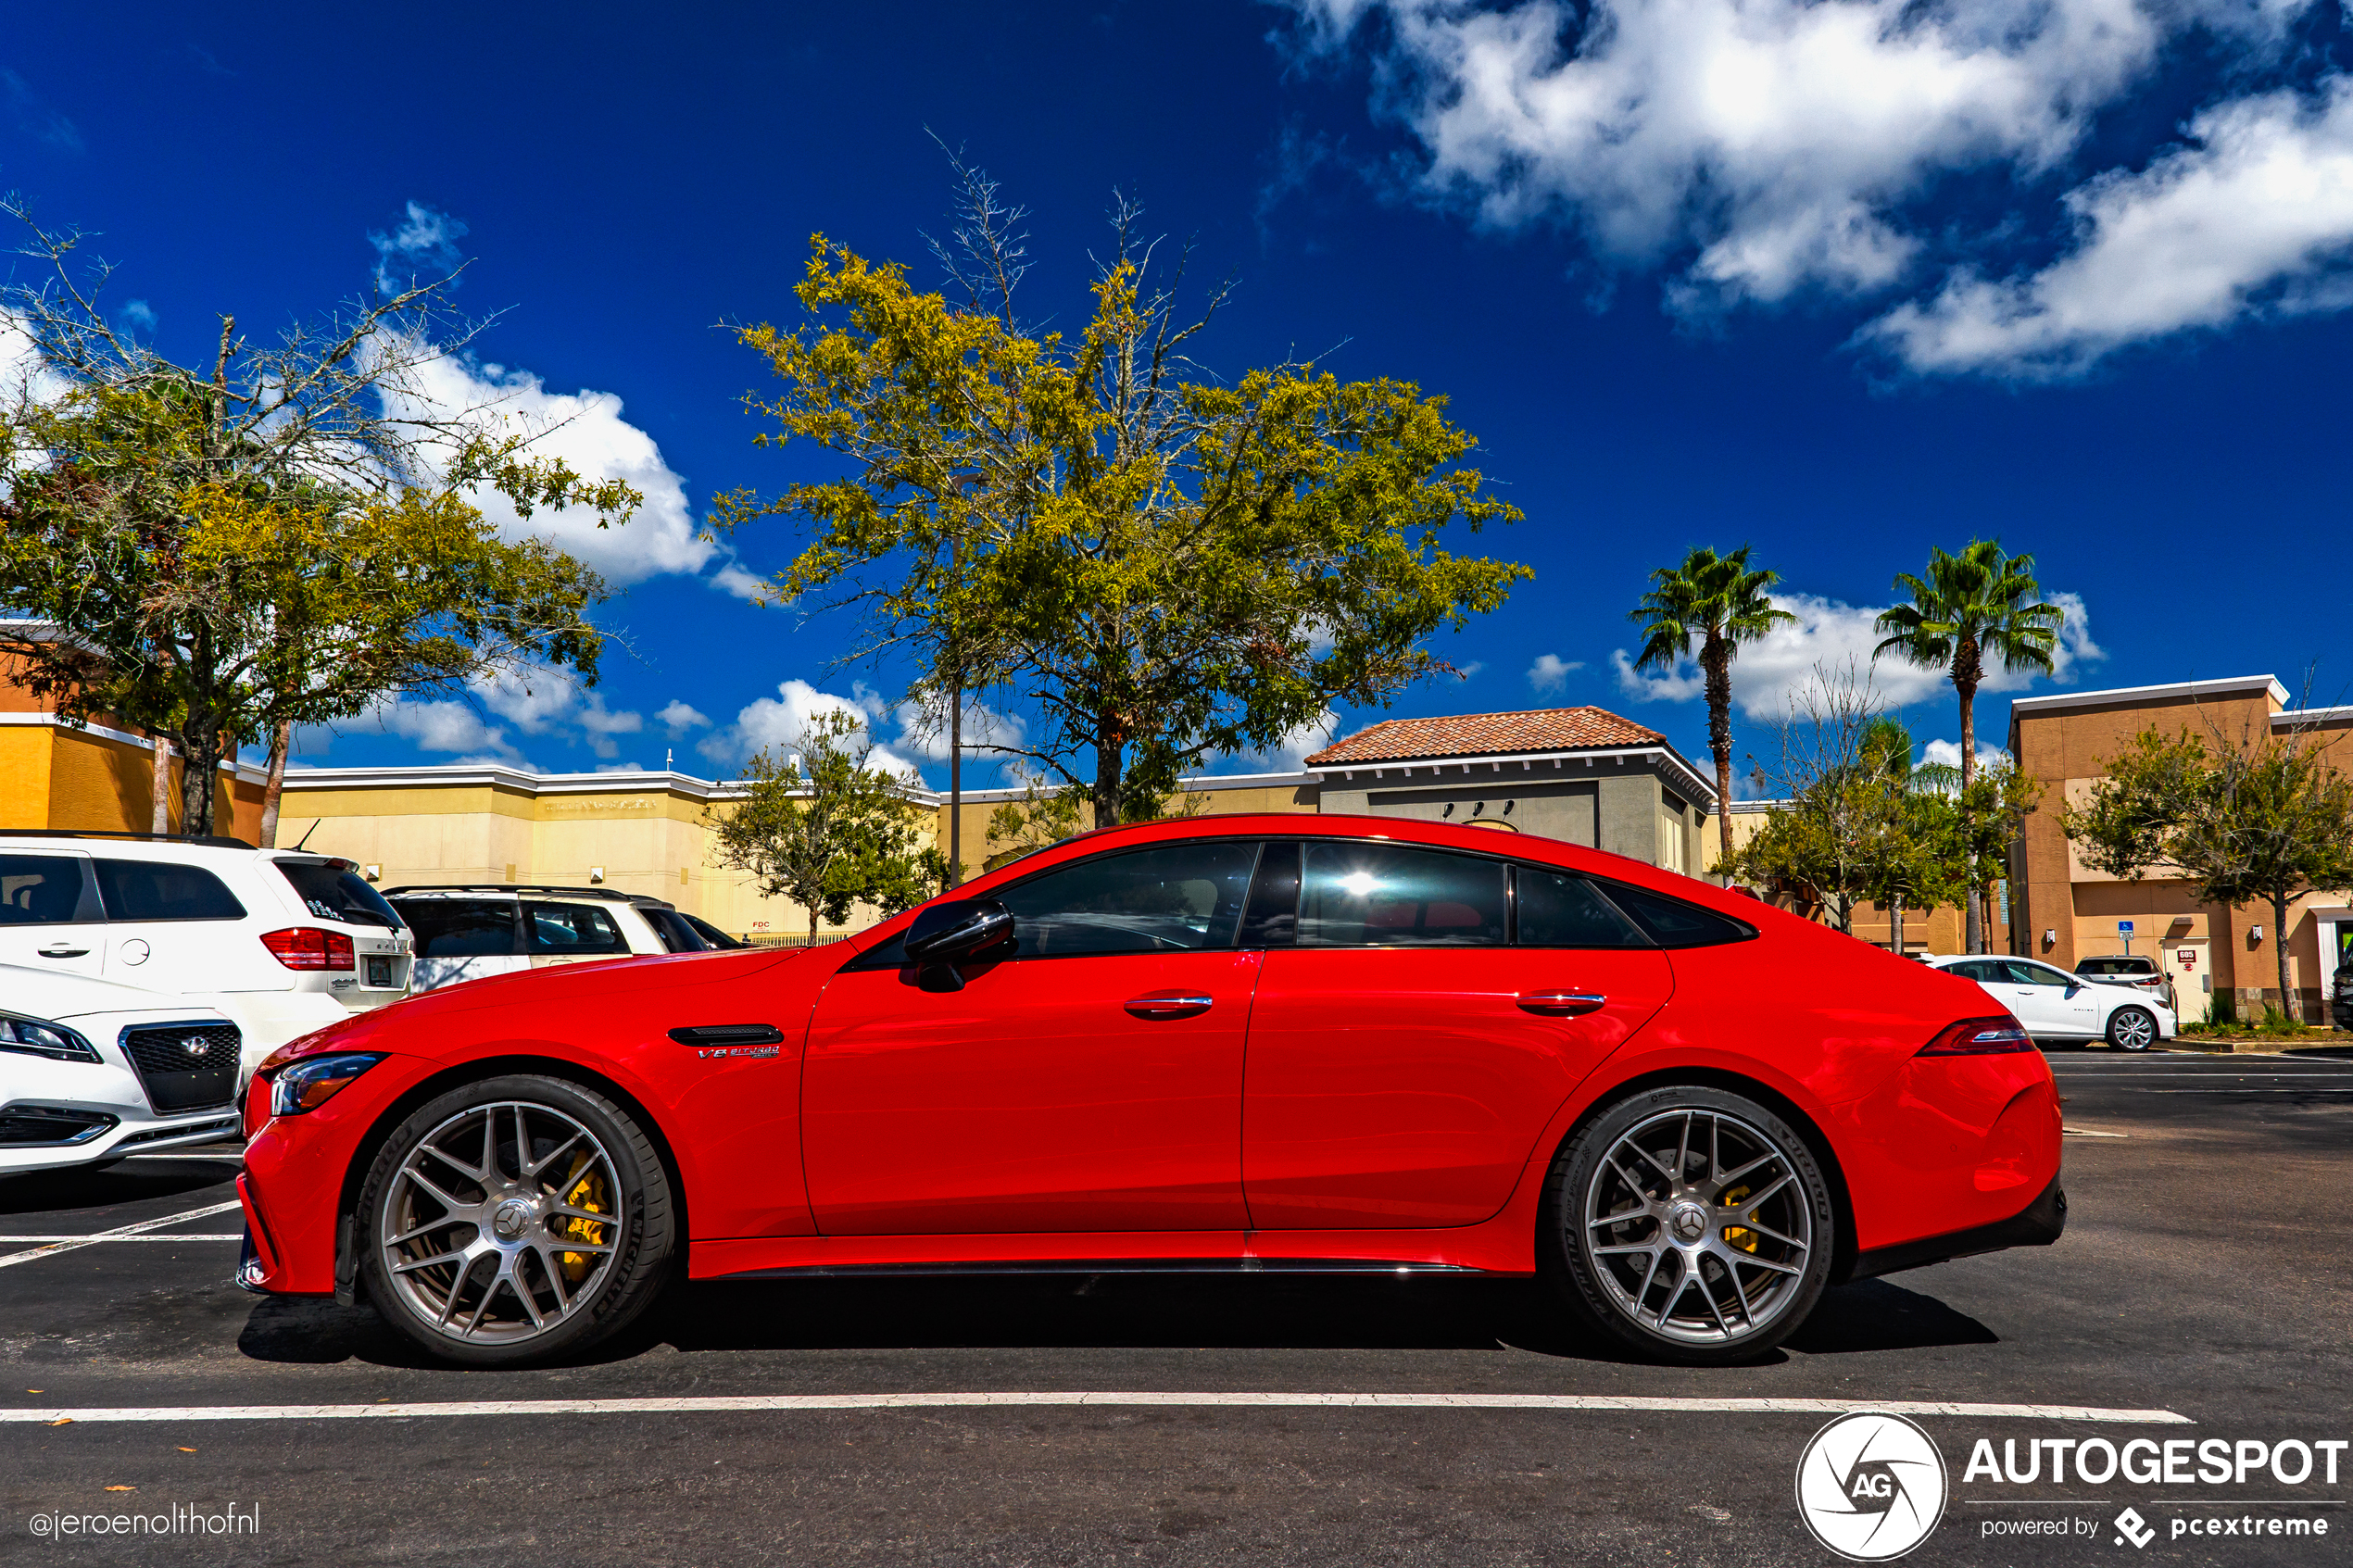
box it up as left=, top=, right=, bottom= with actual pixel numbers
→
left=237, top=813, right=2059, bottom=1298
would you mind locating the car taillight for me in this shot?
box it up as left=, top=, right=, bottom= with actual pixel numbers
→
left=260, top=927, right=355, bottom=971
left=1919, top=1014, right=2034, bottom=1056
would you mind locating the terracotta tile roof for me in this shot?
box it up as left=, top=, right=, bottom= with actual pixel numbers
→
left=1306, top=707, right=1670, bottom=767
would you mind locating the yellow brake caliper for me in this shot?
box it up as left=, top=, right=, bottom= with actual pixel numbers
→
left=558, top=1150, right=610, bottom=1284
left=1720, top=1185, right=1759, bottom=1253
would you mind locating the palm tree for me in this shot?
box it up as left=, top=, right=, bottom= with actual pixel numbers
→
left=1874, top=540, right=2064, bottom=953
left=1629, top=546, right=1794, bottom=882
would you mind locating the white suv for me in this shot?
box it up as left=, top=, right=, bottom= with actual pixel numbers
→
left=2, top=964, right=245, bottom=1175
left=382, top=884, right=743, bottom=995
left=0, top=834, right=413, bottom=1078
left=1922, top=953, right=2177, bottom=1051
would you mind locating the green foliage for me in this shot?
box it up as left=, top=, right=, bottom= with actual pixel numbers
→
left=983, top=784, right=1088, bottom=868
left=706, top=710, right=940, bottom=939
left=715, top=178, right=1529, bottom=825
left=1629, top=545, right=1793, bottom=857
left=2064, top=722, right=2353, bottom=1015
left=0, top=206, right=635, bottom=834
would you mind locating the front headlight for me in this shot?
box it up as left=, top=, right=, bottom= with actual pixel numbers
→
left=268, top=1053, right=385, bottom=1116
left=0, top=1010, right=101, bottom=1063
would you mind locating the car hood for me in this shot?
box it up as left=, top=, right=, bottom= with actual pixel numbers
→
left=0, top=961, right=195, bottom=1022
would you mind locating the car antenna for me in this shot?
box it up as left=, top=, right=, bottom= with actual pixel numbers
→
left=292, top=819, right=321, bottom=851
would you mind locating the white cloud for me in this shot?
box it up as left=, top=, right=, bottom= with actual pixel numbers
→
left=1288, top=1, right=2353, bottom=364
left=1922, top=737, right=2014, bottom=770
left=658, top=700, right=711, bottom=734
left=387, top=350, right=753, bottom=596
left=1528, top=653, right=1583, bottom=694
left=370, top=200, right=469, bottom=291
left=1610, top=590, right=2102, bottom=716
left=1230, top=709, right=1341, bottom=771
left=120, top=299, right=157, bottom=333
left=1862, top=81, right=2353, bottom=376
left=351, top=698, right=522, bottom=764
left=1456, top=660, right=1487, bottom=678
left=698, top=678, right=919, bottom=780
left=889, top=692, right=1029, bottom=763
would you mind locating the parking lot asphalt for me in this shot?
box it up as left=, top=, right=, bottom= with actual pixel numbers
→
left=4, top=1046, right=2349, bottom=1565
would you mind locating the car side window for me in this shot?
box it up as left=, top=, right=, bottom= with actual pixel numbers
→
left=0, top=855, right=91, bottom=924
left=398, top=899, right=522, bottom=957
left=1947, top=960, right=1998, bottom=983
left=91, top=859, right=246, bottom=922
left=523, top=901, right=631, bottom=956
left=644, top=908, right=707, bottom=953
left=1516, top=867, right=1649, bottom=947
left=1297, top=842, right=1506, bottom=947
left=997, top=841, right=1260, bottom=959
left=2019, top=961, right=2077, bottom=987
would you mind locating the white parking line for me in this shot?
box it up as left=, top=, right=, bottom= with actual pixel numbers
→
left=0, top=1201, right=242, bottom=1271
left=0, top=1235, right=242, bottom=1243
left=0, top=1392, right=2193, bottom=1424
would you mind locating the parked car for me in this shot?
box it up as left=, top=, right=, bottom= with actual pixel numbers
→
left=240, top=813, right=2065, bottom=1368
left=1924, top=954, right=2176, bottom=1050
left=2074, top=953, right=2172, bottom=1010
left=1, top=964, right=244, bottom=1176
left=2334, top=962, right=2351, bottom=1030
left=0, top=834, right=413, bottom=1079
left=382, top=885, right=744, bottom=995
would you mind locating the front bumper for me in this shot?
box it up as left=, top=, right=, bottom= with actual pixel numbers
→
left=1848, top=1173, right=2067, bottom=1280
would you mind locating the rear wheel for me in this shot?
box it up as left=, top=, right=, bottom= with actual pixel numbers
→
left=356, top=1075, right=674, bottom=1367
left=2107, top=1007, right=2158, bottom=1052
left=1540, top=1085, right=1835, bottom=1364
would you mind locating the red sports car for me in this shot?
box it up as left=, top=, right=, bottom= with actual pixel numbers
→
left=236, top=813, right=2063, bottom=1367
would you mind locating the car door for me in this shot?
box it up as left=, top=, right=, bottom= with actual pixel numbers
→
left=2015, top=959, right=2103, bottom=1035
left=0, top=851, right=106, bottom=979
left=800, top=838, right=1265, bottom=1236
left=1241, top=844, right=1675, bottom=1230
left=90, top=856, right=251, bottom=996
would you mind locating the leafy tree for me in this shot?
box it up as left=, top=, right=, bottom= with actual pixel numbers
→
left=2064, top=722, right=2353, bottom=1019
left=1874, top=540, right=2063, bottom=951
left=0, top=201, right=635, bottom=835
left=715, top=171, right=1528, bottom=827
left=1628, top=545, right=1793, bottom=880
left=707, top=710, right=945, bottom=942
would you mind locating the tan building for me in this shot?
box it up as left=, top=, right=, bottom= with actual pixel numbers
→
left=2007, top=676, right=2353, bottom=1023
left=5, top=697, right=1717, bottom=941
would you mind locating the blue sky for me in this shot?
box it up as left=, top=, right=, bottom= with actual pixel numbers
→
left=6, top=1, right=2348, bottom=792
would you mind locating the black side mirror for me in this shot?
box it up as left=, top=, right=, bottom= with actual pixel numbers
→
left=902, top=898, right=1015, bottom=991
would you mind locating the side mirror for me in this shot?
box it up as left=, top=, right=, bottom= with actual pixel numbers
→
left=902, top=898, right=1015, bottom=991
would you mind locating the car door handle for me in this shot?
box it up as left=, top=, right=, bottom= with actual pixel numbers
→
left=1125, top=993, right=1214, bottom=1021
left=1518, top=991, right=1607, bottom=1016
left=36, top=943, right=90, bottom=959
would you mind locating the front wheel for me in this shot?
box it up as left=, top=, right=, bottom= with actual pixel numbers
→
left=355, top=1075, right=675, bottom=1367
left=2108, top=1007, right=2158, bottom=1052
left=1540, top=1085, right=1836, bottom=1365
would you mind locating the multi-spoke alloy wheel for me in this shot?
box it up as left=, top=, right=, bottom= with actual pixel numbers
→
left=1542, top=1085, right=1835, bottom=1364
left=357, top=1076, right=673, bottom=1366
left=2107, top=1007, right=2157, bottom=1052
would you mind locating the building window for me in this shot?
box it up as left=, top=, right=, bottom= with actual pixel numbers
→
left=1656, top=802, right=1689, bottom=876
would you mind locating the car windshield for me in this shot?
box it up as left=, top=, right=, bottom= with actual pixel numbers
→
left=275, top=859, right=405, bottom=929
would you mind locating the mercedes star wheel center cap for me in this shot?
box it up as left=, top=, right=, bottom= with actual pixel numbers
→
left=1668, top=1201, right=1709, bottom=1244
left=492, top=1199, right=534, bottom=1242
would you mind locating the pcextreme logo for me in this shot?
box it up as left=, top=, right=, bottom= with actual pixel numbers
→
left=1795, top=1411, right=1950, bottom=1562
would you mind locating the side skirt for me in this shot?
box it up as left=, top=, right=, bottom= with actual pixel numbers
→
left=718, top=1258, right=1486, bottom=1281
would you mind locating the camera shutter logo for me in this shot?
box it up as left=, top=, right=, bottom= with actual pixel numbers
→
left=1794, top=1411, right=1948, bottom=1562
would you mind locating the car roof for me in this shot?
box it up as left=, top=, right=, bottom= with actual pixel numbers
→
left=379, top=884, right=678, bottom=910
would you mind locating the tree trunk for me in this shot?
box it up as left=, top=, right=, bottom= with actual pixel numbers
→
left=2274, top=891, right=2296, bottom=1022
left=1956, top=668, right=1982, bottom=955
left=258, top=721, right=292, bottom=847
left=178, top=718, right=225, bottom=838
left=1092, top=734, right=1125, bottom=831
left=149, top=734, right=174, bottom=834
left=1891, top=893, right=1906, bottom=957
left=948, top=682, right=963, bottom=888
left=1702, top=632, right=1734, bottom=884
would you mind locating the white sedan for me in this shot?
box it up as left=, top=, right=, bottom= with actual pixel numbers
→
left=1921, top=954, right=2177, bottom=1051
left=0, top=965, right=244, bottom=1177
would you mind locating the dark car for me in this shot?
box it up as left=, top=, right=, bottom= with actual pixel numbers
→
left=2334, top=962, right=2351, bottom=1030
